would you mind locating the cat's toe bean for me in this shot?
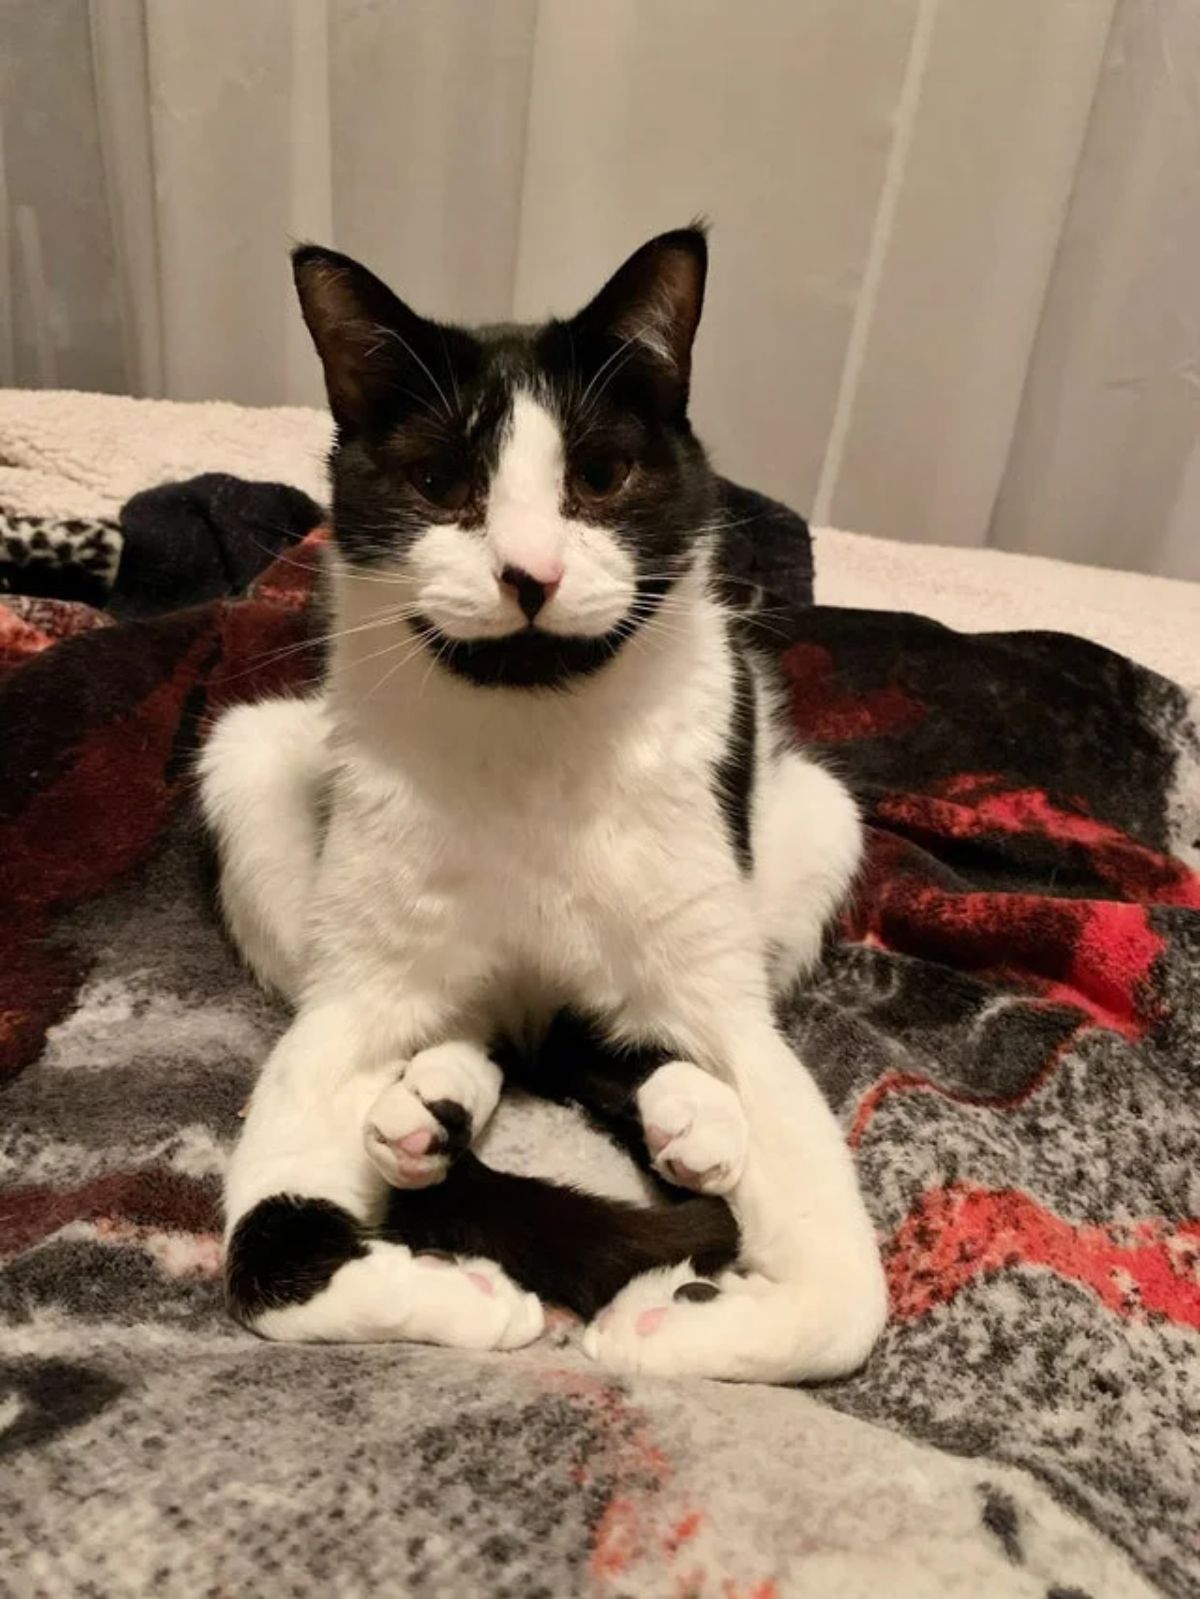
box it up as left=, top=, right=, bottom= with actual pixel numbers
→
left=402, top=1249, right=545, bottom=1349
left=673, top=1279, right=720, bottom=1303
left=635, top=1306, right=669, bottom=1336
left=397, top=1128, right=435, bottom=1155
left=364, top=1081, right=452, bottom=1188
left=452, top=1256, right=544, bottom=1347
left=365, top=1042, right=504, bottom=1189
left=591, top=1275, right=721, bottom=1349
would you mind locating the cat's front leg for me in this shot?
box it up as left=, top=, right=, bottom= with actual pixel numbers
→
left=363, top=1040, right=503, bottom=1188
left=225, top=1000, right=542, bottom=1349
left=584, top=1003, right=885, bottom=1384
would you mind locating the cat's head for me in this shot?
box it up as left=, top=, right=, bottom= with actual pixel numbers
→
left=294, top=228, right=718, bottom=689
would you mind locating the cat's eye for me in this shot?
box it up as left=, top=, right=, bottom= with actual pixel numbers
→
left=572, top=452, right=631, bottom=502
left=408, top=459, right=470, bottom=512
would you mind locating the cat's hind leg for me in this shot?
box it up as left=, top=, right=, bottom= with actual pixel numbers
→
left=198, top=695, right=331, bottom=1003
left=582, top=1007, right=885, bottom=1383
left=225, top=1000, right=543, bottom=1350
left=754, top=752, right=863, bottom=995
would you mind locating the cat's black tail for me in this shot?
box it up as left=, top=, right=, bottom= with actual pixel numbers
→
left=383, top=1153, right=738, bottom=1321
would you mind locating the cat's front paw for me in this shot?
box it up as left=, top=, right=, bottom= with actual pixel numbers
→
left=637, top=1060, right=748, bottom=1195
left=364, top=1042, right=502, bottom=1189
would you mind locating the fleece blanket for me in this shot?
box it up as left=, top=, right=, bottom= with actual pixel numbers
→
left=3, top=501, right=1199, bottom=1599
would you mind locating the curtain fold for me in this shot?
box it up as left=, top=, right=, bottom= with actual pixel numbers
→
left=0, top=0, right=1194, bottom=578
left=88, top=0, right=164, bottom=397
left=989, top=0, right=1200, bottom=582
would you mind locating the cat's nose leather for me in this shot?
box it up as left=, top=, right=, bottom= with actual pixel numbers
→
left=499, top=563, right=562, bottom=622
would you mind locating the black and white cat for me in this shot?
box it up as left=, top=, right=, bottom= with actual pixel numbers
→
left=199, top=228, right=886, bottom=1383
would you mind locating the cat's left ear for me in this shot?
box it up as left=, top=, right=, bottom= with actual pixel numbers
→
left=572, top=226, right=708, bottom=410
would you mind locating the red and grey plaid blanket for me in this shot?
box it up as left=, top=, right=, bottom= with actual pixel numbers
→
left=2, top=529, right=1197, bottom=1598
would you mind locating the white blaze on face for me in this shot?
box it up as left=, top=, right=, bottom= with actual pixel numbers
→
left=402, top=384, right=637, bottom=642
left=486, top=392, right=568, bottom=585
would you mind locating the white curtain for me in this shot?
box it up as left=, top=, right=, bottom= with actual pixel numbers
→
left=1, top=0, right=1196, bottom=580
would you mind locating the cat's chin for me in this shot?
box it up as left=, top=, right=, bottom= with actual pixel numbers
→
left=411, top=616, right=629, bottom=691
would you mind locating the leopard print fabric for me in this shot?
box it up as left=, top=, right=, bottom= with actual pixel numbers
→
left=0, top=511, right=123, bottom=603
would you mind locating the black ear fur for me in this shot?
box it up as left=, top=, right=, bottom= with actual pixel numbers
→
left=292, top=244, right=447, bottom=434
left=571, top=226, right=708, bottom=409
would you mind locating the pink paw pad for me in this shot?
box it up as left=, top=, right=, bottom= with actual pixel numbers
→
left=398, top=1128, right=434, bottom=1156
left=467, top=1271, right=495, bottom=1297
left=635, top=1305, right=669, bottom=1338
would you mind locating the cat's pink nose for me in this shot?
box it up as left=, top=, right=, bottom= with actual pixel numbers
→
left=499, top=563, right=563, bottom=622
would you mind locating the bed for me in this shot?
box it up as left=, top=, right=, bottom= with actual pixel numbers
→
left=2, top=390, right=1197, bottom=1598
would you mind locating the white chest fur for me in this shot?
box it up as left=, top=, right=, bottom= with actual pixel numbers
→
left=311, top=558, right=757, bottom=1029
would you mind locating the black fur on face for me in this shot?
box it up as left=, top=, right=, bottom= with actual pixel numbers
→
left=293, top=228, right=722, bottom=689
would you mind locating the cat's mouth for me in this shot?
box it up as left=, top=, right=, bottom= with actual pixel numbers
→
left=409, top=576, right=671, bottom=690
left=412, top=615, right=626, bottom=690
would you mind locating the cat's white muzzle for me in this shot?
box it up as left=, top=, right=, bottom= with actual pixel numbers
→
left=409, top=522, right=636, bottom=642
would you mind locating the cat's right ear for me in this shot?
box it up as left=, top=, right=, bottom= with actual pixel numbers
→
left=292, top=245, right=431, bottom=433
left=570, top=227, right=708, bottom=413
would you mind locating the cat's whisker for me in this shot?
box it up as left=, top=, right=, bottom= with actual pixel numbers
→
left=624, top=611, right=693, bottom=645
left=417, top=631, right=452, bottom=698
left=439, top=329, right=462, bottom=418
left=352, top=629, right=433, bottom=684
left=229, top=525, right=429, bottom=595
left=575, top=325, right=655, bottom=422
left=368, top=322, right=453, bottom=421
left=575, top=332, right=638, bottom=416
left=229, top=533, right=327, bottom=579
left=219, top=609, right=421, bottom=684
left=365, top=629, right=437, bottom=703
left=259, top=604, right=419, bottom=659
